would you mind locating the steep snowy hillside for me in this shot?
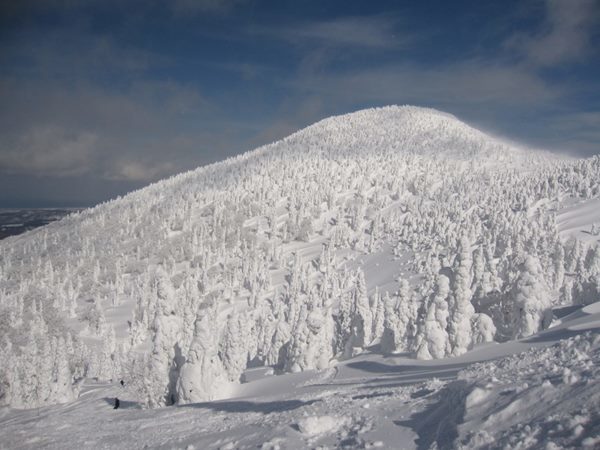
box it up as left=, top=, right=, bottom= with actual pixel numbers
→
left=1, top=105, right=599, bottom=417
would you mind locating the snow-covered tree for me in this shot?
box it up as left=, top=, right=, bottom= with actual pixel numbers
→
left=381, top=280, right=416, bottom=354
left=177, top=302, right=226, bottom=404
left=1, top=106, right=599, bottom=408
left=415, top=274, right=451, bottom=360
left=511, top=256, right=553, bottom=339
left=448, top=238, right=475, bottom=356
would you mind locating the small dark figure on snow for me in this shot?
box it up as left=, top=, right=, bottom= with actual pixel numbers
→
left=114, top=397, right=120, bottom=409
left=120, top=380, right=125, bottom=387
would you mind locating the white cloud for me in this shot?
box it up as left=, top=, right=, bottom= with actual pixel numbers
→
left=0, top=127, right=97, bottom=177
left=283, top=16, right=408, bottom=49
left=106, top=160, right=176, bottom=181
left=290, top=60, right=561, bottom=108
left=507, top=0, right=599, bottom=67
left=0, top=78, right=216, bottom=181
left=1, top=25, right=162, bottom=81
left=542, top=111, right=600, bottom=155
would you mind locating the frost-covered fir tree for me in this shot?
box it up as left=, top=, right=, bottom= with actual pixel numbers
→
left=1, top=106, right=599, bottom=408
left=145, top=269, right=183, bottom=406
left=285, top=289, right=334, bottom=372
left=511, top=256, right=553, bottom=339
left=448, top=238, right=475, bottom=356
left=470, top=313, right=496, bottom=345
left=415, top=274, right=451, bottom=360
left=177, top=302, right=226, bottom=404
left=380, top=280, right=416, bottom=354
left=353, top=270, right=372, bottom=348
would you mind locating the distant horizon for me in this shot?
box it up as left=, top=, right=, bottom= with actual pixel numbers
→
left=0, top=204, right=86, bottom=209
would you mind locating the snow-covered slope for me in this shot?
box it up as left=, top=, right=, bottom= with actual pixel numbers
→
left=285, top=106, right=554, bottom=164
left=1, top=106, right=599, bottom=422
left=1, top=301, right=599, bottom=449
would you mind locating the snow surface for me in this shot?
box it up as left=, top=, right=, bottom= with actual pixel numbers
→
left=557, top=197, right=600, bottom=244
left=1, top=105, right=600, bottom=448
left=1, top=302, right=599, bottom=449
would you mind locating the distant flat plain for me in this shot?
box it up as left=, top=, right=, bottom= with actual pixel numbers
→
left=0, top=208, right=81, bottom=240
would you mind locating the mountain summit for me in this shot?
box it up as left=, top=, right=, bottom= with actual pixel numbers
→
left=0, top=106, right=598, bottom=413
left=284, top=106, right=540, bottom=163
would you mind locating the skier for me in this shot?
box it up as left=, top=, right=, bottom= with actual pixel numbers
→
left=120, top=380, right=125, bottom=388
left=114, top=397, right=120, bottom=409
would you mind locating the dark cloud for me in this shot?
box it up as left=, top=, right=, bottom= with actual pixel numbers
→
left=169, top=0, right=248, bottom=16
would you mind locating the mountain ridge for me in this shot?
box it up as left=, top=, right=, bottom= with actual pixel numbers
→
left=0, top=105, right=598, bottom=414
left=7, top=104, right=539, bottom=244
left=27, top=104, right=559, bottom=241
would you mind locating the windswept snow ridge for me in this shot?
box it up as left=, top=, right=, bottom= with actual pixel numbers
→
left=0, top=105, right=599, bottom=418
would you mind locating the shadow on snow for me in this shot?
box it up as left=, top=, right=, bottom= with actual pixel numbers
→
left=393, top=381, right=468, bottom=450
left=182, top=398, right=320, bottom=414
left=102, top=398, right=141, bottom=410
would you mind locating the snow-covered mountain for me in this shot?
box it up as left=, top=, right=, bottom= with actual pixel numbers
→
left=1, top=105, right=600, bottom=448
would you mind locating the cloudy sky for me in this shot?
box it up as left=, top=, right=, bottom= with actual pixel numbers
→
left=1, top=0, right=599, bottom=207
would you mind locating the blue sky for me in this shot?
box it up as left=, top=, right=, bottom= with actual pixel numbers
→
left=0, top=0, right=599, bottom=207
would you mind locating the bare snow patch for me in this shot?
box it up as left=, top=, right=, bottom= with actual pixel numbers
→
left=296, top=415, right=349, bottom=437
left=557, top=197, right=600, bottom=243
